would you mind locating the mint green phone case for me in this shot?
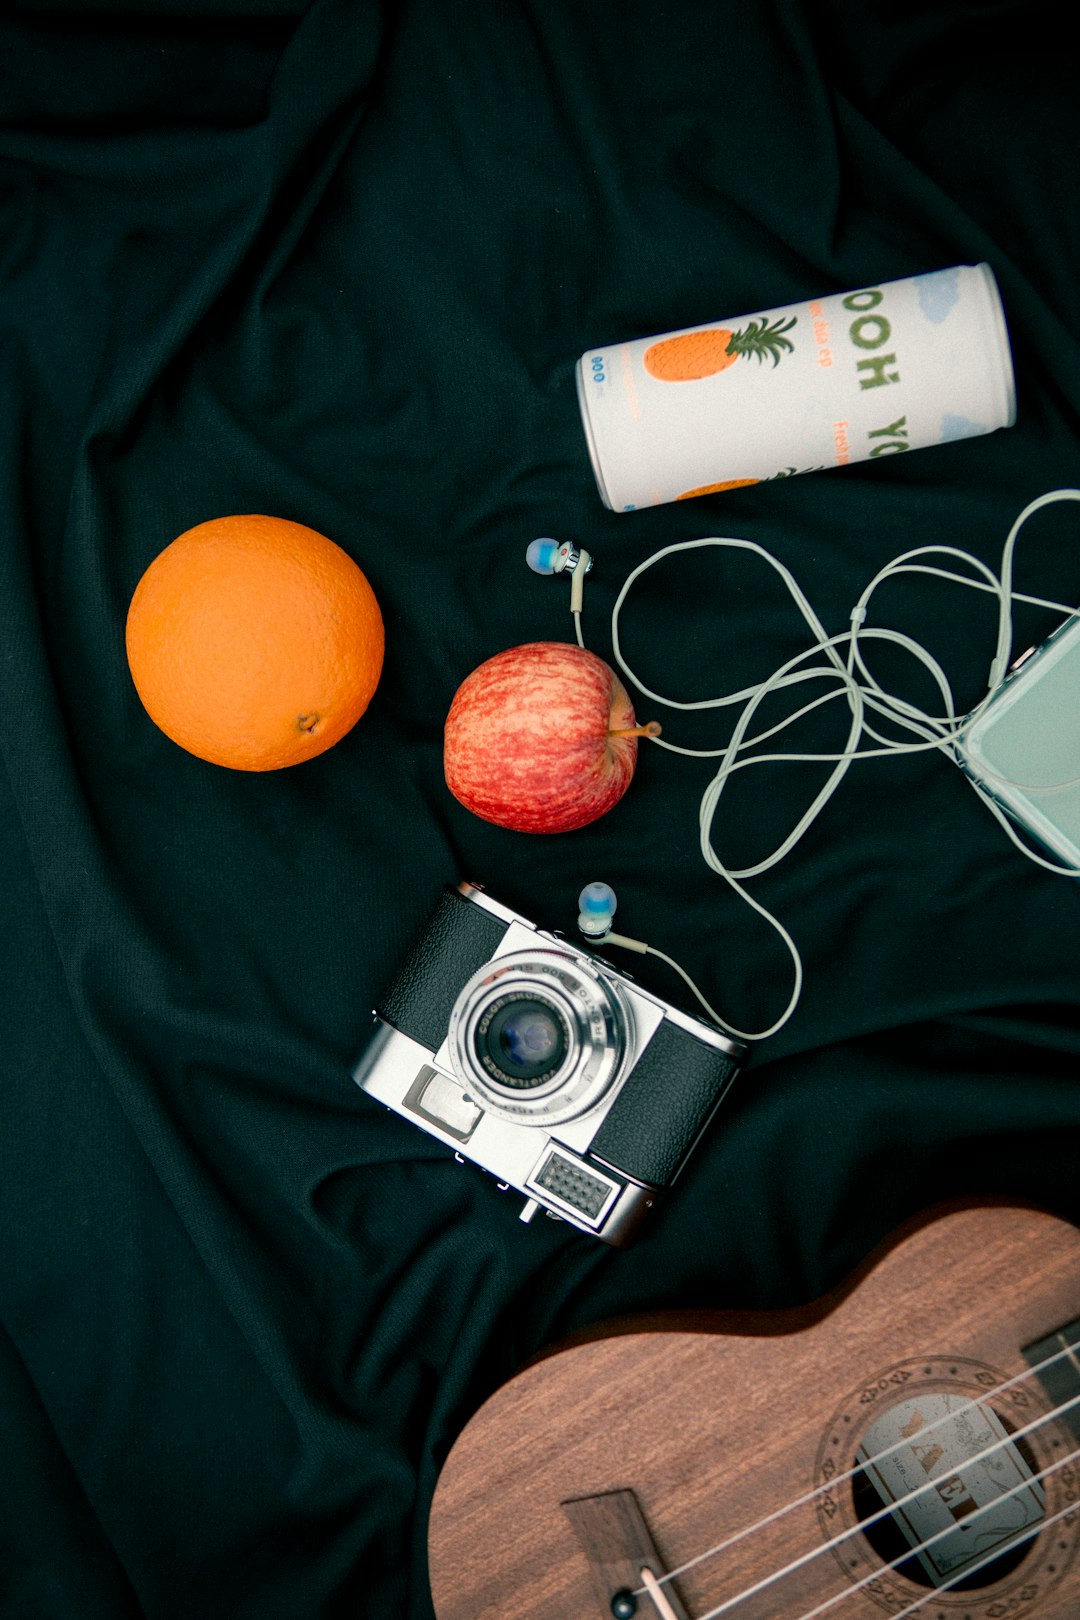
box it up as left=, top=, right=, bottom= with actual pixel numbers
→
left=957, top=614, right=1080, bottom=869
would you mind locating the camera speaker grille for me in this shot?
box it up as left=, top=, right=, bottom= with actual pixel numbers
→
left=532, top=1151, right=614, bottom=1222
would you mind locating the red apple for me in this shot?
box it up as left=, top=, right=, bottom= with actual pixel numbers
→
left=443, top=641, right=659, bottom=834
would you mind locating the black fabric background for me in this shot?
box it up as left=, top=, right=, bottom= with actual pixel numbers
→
left=2, top=2, right=1078, bottom=1615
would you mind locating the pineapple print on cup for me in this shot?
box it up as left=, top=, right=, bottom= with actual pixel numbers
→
left=575, top=265, right=1016, bottom=511
left=644, top=314, right=797, bottom=381
left=675, top=466, right=823, bottom=501
left=643, top=315, right=798, bottom=497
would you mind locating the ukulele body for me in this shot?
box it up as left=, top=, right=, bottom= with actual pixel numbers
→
left=428, top=1202, right=1080, bottom=1620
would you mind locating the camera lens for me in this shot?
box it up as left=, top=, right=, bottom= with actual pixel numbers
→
left=477, top=994, right=569, bottom=1089
left=451, top=947, right=629, bottom=1126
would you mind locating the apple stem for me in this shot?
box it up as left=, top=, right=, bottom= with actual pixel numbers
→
left=608, top=720, right=662, bottom=740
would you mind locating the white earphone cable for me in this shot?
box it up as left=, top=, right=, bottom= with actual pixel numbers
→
left=592, top=488, right=1080, bottom=1040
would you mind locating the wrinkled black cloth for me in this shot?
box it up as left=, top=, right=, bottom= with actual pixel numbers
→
left=2, top=2, right=1078, bottom=1616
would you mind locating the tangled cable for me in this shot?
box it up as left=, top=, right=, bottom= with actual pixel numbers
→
left=601, top=488, right=1080, bottom=1039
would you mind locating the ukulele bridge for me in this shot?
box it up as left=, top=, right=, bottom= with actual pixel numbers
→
left=561, top=1488, right=690, bottom=1620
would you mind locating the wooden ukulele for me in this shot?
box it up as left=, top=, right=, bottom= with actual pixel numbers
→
left=428, top=1202, right=1080, bottom=1620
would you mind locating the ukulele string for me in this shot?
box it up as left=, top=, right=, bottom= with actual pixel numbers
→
left=633, top=1336, right=1080, bottom=1599
left=893, top=1494, right=1079, bottom=1617
left=688, top=1418, right=1080, bottom=1620
left=782, top=1452, right=1080, bottom=1620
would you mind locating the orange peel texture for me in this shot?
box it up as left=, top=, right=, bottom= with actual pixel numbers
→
left=125, top=514, right=384, bottom=770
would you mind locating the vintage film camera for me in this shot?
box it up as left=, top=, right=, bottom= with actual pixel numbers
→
left=351, top=882, right=746, bottom=1246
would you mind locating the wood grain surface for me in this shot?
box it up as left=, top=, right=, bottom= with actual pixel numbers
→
left=428, top=1202, right=1080, bottom=1620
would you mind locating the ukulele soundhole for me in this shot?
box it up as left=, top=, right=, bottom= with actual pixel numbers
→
left=850, top=1410, right=1039, bottom=1593
left=814, top=1355, right=1080, bottom=1616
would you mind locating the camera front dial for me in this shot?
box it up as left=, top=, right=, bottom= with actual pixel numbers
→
left=449, top=949, right=629, bottom=1126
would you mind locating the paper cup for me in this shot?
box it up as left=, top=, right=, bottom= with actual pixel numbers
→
left=576, top=264, right=1016, bottom=511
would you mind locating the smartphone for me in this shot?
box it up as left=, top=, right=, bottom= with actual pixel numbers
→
left=955, top=612, right=1080, bottom=869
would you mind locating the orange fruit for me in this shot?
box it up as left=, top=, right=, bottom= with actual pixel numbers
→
left=125, top=514, right=384, bottom=770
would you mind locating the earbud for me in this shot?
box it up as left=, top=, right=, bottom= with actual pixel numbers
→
left=527, top=540, right=594, bottom=641
left=577, top=881, right=618, bottom=938
left=526, top=538, right=593, bottom=578
left=525, top=538, right=563, bottom=575
left=524, top=542, right=658, bottom=721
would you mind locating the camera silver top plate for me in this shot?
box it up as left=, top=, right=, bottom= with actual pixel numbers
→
left=455, top=881, right=744, bottom=1061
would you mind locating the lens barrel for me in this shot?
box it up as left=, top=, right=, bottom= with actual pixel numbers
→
left=450, top=948, right=627, bottom=1126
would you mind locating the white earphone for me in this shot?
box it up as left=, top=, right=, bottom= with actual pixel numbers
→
left=576, top=880, right=757, bottom=1040
left=535, top=489, right=1080, bottom=1042
left=576, top=880, right=618, bottom=937
left=526, top=539, right=592, bottom=645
